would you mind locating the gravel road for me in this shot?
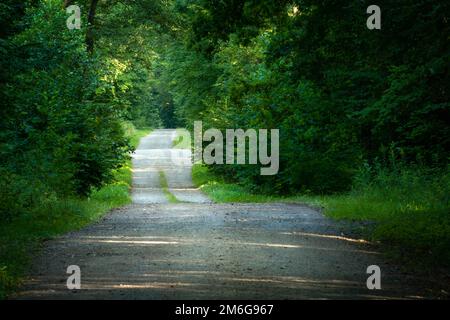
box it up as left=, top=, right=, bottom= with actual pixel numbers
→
left=13, top=130, right=437, bottom=299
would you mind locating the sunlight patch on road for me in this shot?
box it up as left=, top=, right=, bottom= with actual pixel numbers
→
left=281, top=232, right=370, bottom=244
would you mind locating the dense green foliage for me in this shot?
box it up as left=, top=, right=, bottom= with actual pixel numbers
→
left=156, top=0, right=449, bottom=194
left=6, top=1, right=441, bottom=198
left=0, top=0, right=448, bottom=297
left=0, top=0, right=167, bottom=223
left=1, top=1, right=121, bottom=223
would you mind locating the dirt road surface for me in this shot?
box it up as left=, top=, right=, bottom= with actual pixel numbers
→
left=14, top=130, right=436, bottom=299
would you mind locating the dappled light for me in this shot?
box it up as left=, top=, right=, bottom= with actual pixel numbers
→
left=281, top=232, right=369, bottom=244
left=2, top=0, right=448, bottom=301
left=14, top=202, right=426, bottom=300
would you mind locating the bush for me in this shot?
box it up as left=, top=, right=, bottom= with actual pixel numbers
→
left=0, top=0, right=132, bottom=201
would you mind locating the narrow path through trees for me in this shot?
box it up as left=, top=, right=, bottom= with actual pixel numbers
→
left=12, top=131, right=434, bottom=299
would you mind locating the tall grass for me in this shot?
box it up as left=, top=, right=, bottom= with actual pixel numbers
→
left=322, top=165, right=450, bottom=266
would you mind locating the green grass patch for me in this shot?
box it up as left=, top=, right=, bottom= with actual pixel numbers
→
left=192, top=164, right=280, bottom=203
left=172, top=128, right=191, bottom=149
left=318, top=168, right=450, bottom=267
left=158, top=171, right=181, bottom=203
left=0, top=125, right=151, bottom=299
left=193, top=163, right=450, bottom=268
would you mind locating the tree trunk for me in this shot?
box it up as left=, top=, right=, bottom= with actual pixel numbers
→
left=63, top=0, right=73, bottom=8
left=86, top=0, right=99, bottom=54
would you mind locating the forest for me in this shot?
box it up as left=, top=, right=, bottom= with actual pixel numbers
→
left=0, top=0, right=449, bottom=298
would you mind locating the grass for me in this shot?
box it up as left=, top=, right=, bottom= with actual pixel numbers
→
left=193, top=163, right=450, bottom=268
left=0, top=124, right=151, bottom=299
left=158, top=171, right=181, bottom=203
left=172, top=128, right=191, bottom=149
left=193, top=164, right=280, bottom=202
